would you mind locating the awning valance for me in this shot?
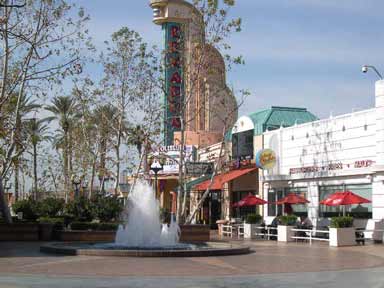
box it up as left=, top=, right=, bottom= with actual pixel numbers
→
left=194, top=167, right=257, bottom=191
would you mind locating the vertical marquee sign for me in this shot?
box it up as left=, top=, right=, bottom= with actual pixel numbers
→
left=163, top=22, right=184, bottom=145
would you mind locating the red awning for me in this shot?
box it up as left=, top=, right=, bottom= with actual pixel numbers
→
left=194, top=168, right=257, bottom=191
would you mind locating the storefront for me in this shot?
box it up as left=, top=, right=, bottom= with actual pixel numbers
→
left=262, top=80, right=384, bottom=225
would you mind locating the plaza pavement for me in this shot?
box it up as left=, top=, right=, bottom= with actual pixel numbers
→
left=1, top=239, right=384, bottom=287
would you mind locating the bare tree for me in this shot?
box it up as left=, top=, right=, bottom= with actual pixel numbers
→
left=0, top=0, right=89, bottom=222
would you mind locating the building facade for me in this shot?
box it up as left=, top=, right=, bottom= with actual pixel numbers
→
left=262, top=80, right=384, bottom=226
left=191, top=106, right=317, bottom=225
left=150, top=0, right=238, bottom=147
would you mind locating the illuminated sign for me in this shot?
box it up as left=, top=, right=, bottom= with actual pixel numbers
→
left=256, top=149, right=276, bottom=170
left=163, top=22, right=184, bottom=145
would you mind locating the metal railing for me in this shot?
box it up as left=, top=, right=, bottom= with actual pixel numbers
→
left=221, top=224, right=244, bottom=239
left=254, top=226, right=278, bottom=240
left=291, top=228, right=329, bottom=244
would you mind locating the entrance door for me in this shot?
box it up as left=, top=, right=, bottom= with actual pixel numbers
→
left=210, top=191, right=222, bottom=229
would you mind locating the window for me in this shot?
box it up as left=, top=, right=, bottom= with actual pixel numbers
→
left=319, top=184, right=372, bottom=218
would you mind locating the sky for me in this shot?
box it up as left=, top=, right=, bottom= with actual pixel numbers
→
left=74, top=0, right=384, bottom=119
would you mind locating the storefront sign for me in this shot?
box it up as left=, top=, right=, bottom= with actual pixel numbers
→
left=289, top=159, right=375, bottom=175
left=163, top=22, right=184, bottom=145
left=151, top=145, right=196, bottom=174
left=185, top=162, right=214, bottom=176
left=256, top=149, right=276, bottom=170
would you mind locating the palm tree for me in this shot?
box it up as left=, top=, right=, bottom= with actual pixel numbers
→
left=25, top=118, right=52, bottom=201
left=46, top=96, right=80, bottom=201
left=93, top=104, right=117, bottom=195
left=5, top=94, right=40, bottom=201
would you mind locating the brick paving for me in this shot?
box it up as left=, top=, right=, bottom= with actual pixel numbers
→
left=1, top=240, right=384, bottom=277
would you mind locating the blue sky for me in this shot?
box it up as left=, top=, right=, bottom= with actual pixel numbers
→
left=74, top=0, right=384, bottom=119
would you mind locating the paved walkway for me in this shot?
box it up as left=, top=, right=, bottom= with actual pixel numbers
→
left=1, top=240, right=384, bottom=287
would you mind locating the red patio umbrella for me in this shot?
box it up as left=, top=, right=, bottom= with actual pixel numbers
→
left=319, top=190, right=371, bottom=216
left=232, top=193, right=268, bottom=207
left=319, top=191, right=371, bottom=206
left=276, top=193, right=310, bottom=205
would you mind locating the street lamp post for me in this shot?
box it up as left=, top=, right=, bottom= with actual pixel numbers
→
left=71, top=175, right=81, bottom=199
left=149, top=157, right=165, bottom=197
left=82, top=179, right=88, bottom=198
left=362, top=65, right=383, bottom=80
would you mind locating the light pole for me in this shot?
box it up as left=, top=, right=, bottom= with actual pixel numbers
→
left=71, top=175, right=81, bottom=199
left=362, top=65, right=383, bottom=80
left=149, top=156, right=165, bottom=197
left=82, top=179, right=88, bottom=198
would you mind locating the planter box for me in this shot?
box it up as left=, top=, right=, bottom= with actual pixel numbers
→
left=329, top=227, right=356, bottom=247
left=0, top=223, right=39, bottom=241
left=39, top=223, right=55, bottom=241
left=56, top=230, right=116, bottom=242
left=244, top=223, right=260, bottom=239
left=278, top=225, right=294, bottom=242
left=179, top=225, right=210, bottom=242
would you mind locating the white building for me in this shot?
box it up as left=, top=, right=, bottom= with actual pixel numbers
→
left=262, top=80, right=384, bottom=225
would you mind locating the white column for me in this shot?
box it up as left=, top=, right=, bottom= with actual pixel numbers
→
left=373, top=80, right=384, bottom=220
left=375, top=80, right=384, bottom=168
left=307, top=182, right=319, bottom=226
left=372, top=176, right=384, bottom=220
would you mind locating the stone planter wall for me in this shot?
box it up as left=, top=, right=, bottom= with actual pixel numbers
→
left=179, top=225, right=210, bottom=242
left=277, top=225, right=294, bottom=242
left=56, top=230, right=116, bottom=242
left=0, top=223, right=39, bottom=241
left=329, top=227, right=356, bottom=247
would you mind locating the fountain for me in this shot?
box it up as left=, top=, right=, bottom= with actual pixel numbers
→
left=115, top=180, right=180, bottom=248
left=40, top=179, right=250, bottom=257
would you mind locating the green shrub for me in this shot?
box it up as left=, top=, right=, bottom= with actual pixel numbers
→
left=245, top=214, right=262, bottom=224
left=64, top=197, right=95, bottom=222
left=70, top=221, right=118, bottom=231
left=91, top=195, right=124, bottom=222
left=12, top=199, right=39, bottom=220
left=330, top=216, right=353, bottom=228
left=38, top=198, right=64, bottom=218
left=278, top=215, right=298, bottom=226
left=97, top=222, right=119, bottom=231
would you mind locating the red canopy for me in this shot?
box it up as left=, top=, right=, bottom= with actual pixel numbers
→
left=319, top=191, right=371, bottom=206
left=232, top=193, right=268, bottom=207
left=276, top=193, right=309, bottom=205
left=194, top=168, right=257, bottom=190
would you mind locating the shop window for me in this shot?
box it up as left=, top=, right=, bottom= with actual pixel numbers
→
left=319, top=184, right=372, bottom=218
left=364, top=124, right=368, bottom=131
left=342, top=125, right=346, bottom=132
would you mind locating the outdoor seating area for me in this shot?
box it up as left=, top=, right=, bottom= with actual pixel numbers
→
left=216, top=189, right=384, bottom=247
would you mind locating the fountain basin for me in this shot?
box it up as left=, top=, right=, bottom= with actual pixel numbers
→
left=40, top=242, right=251, bottom=257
